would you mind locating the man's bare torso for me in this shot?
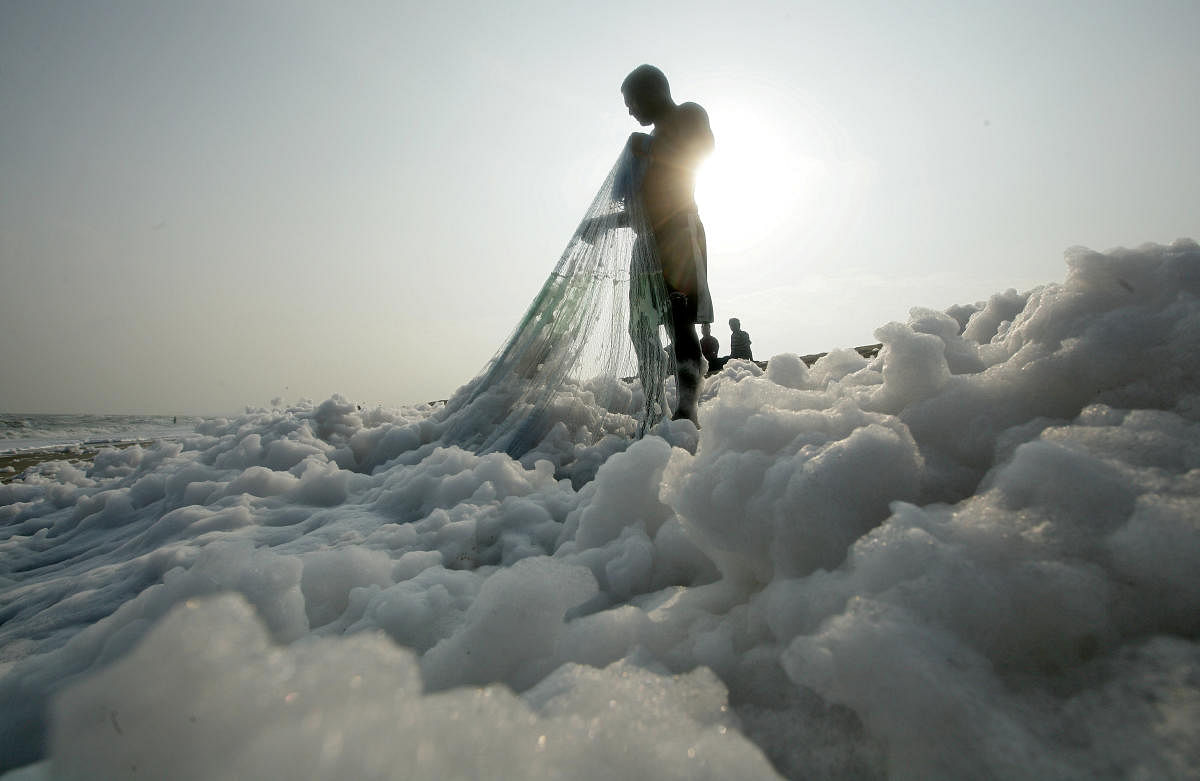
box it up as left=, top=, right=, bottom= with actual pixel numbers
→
left=641, top=102, right=713, bottom=230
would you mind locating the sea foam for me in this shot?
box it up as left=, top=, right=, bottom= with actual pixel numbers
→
left=2, top=240, right=1198, bottom=779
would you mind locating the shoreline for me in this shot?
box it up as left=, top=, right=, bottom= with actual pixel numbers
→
left=0, top=441, right=162, bottom=484
left=1, top=346, right=884, bottom=485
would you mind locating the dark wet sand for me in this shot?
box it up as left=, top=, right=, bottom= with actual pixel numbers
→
left=0, top=442, right=158, bottom=484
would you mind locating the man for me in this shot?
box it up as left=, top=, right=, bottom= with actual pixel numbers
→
left=700, top=323, right=721, bottom=372
left=728, top=317, right=753, bottom=361
left=621, top=64, right=714, bottom=425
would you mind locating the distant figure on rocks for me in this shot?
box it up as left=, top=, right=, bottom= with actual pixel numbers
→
left=729, top=318, right=753, bottom=361
left=700, top=323, right=723, bottom=373
left=622, top=64, right=714, bottom=425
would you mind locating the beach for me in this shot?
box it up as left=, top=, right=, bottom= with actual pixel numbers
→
left=0, top=442, right=158, bottom=484
left=0, top=414, right=198, bottom=483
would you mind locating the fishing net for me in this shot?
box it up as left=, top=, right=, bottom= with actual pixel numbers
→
left=438, top=136, right=675, bottom=458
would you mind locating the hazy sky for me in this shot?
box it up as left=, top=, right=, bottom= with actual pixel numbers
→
left=2, top=0, right=1197, bottom=414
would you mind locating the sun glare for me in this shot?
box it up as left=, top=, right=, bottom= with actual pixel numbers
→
left=695, top=109, right=816, bottom=255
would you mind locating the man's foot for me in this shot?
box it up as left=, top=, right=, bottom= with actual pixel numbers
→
left=672, top=408, right=700, bottom=428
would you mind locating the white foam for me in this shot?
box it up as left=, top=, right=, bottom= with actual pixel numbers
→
left=2, top=240, right=1199, bottom=778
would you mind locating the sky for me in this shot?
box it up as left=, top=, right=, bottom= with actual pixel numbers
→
left=1, top=0, right=1197, bottom=415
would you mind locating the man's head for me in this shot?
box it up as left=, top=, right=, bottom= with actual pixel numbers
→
left=701, top=323, right=711, bottom=336
left=622, top=64, right=673, bottom=126
left=729, top=318, right=741, bottom=331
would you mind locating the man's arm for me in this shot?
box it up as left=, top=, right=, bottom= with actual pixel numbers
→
left=677, top=103, right=714, bottom=158
left=575, top=133, right=653, bottom=242
left=574, top=210, right=629, bottom=244
left=627, top=131, right=653, bottom=158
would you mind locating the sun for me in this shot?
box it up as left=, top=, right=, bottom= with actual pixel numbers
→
left=695, top=108, right=814, bottom=255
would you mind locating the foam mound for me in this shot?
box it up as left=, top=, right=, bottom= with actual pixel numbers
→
left=2, top=240, right=1198, bottom=779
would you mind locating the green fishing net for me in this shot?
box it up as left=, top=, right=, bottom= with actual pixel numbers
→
left=440, top=137, right=675, bottom=458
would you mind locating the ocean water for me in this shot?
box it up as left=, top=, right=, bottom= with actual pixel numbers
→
left=2, top=240, right=1199, bottom=779
left=0, top=414, right=200, bottom=455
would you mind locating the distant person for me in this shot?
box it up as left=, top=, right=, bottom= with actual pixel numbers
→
left=621, top=64, right=714, bottom=424
left=700, top=323, right=722, bottom=372
left=728, top=317, right=753, bottom=361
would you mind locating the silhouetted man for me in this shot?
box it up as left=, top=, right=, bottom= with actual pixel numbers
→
left=728, top=317, right=753, bottom=360
left=622, top=64, right=714, bottom=425
left=700, top=323, right=720, bottom=371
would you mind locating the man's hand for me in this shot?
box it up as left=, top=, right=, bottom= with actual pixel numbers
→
left=627, top=132, right=652, bottom=158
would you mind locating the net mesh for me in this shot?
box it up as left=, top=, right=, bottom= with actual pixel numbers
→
left=439, top=137, right=675, bottom=458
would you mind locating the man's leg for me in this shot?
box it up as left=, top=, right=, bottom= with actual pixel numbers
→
left=656, top=213, right=708, bottom=426
left=670, top=292, right=703, bottom=425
